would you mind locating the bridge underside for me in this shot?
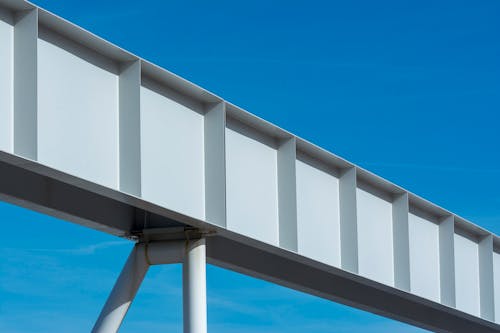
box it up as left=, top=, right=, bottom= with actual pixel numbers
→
left=1, top=152, right=498, bottom=333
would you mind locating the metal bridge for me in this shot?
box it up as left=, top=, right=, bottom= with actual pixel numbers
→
left=0, top=0, right=499, bottom=332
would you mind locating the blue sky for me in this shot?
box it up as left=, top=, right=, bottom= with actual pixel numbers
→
left=1, top=0, right=499, bottom=332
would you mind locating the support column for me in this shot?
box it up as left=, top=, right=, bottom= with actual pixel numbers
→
left=183, top=238, right=207, bottom=333
left=92, top=244, right=149, bottom=333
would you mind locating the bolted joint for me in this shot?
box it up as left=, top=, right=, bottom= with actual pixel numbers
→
left=132, top=226, right=216, bottom=244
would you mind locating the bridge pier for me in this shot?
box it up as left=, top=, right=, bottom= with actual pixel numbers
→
left=91, top=238, right=207, bottom=333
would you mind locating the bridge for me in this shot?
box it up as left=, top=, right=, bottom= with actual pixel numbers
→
left=0, top=0, right=499, bottom=332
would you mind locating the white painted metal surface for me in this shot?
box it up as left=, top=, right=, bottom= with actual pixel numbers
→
left=0, top=10, right=12, bottom=153
left=140, top=83, right=205, bottom=220
left=38, top=36, right=119, bottom=188
left=92, top=244, right=149, bottom=333
left=296, top=157, right=341, bottom=266
left=0, top=0, right=499, bottom=331
left=225, top=121, right=279, bottom=245
left=92, top=241, right=197, bottom=333
left=183, top=239, right=207, bottom=333
left=454, top=232, right=481, bottom=316
left=408, top=212, right=441, bottom=302
left=356, top=186, right=394, bottom=286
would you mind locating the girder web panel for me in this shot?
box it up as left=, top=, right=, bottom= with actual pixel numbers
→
left=225, top=119, right=279, bottom=245
left=454, top=232, right=481, bottom=316
left=408, top=213, right=441, bottom=302
left=140, top=83, right=205, bottom=220
left=37, top=35, right=119, bottom=189
left=296, top=157, right=341, bottom=267
left=356, top=187, right=394, bottom=286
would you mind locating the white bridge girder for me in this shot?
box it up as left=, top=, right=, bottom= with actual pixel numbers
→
left=0, top=0, right=499, bottom=332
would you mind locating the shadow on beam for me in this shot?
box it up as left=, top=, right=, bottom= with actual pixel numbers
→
left=207, top=236, right=500, bottom=333
left=0, top=155, right=184, bottom=237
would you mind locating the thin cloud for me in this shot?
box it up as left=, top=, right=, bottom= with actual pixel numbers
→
left=29, top=240, right=130, bottom=256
